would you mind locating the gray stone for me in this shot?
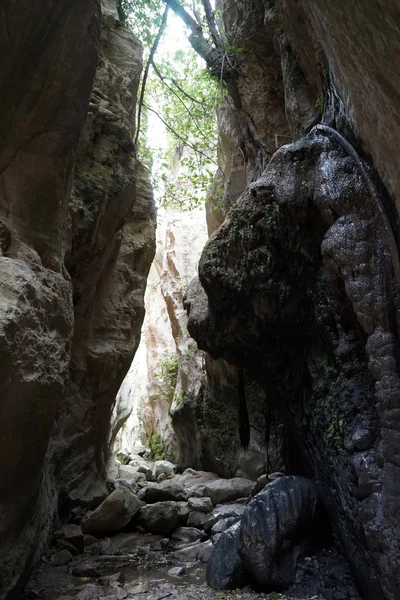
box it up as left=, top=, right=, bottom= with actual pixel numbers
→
left=203, top=504, right=245, bottom=535
left=140, top=483, right=186, bottom=503
left=203, top=478, right=253, bottom=505
left=168, top=566, right=186, bottom=577
left=239, top=476, right=321, bottom=588
left=211, top=516, right=241, bottom=535
left=153, top=460, right=177, bottom=479
left=187, top=497, right=213, bottom=513
left=171, top=527, right=207, bottom=543
left=134, top=501, right=180, bottom=535
left=82, top=487, right=141, bottom=537
left=187, top=511, right=207, bottom=529
left=206, top=522, right=247, bottom=590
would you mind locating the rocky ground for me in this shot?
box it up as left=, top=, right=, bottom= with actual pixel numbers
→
left=24, top=457, right=362, bottom=600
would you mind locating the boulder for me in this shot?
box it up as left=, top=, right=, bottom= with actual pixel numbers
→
left=114, top=478, right=139, bottom=495
left=118, top=465, right=141, bottom=480
left=140, top=483, right=186, bottom=503
left=171, top=527, right=207, bottom=544
left=187, top=497, right=213, bottom=513
left=206, top=522, right=248, bottom=590
left=239, top=476, right=322, bottom=588
left=203, top=504, right=245, bottom=535
left=203, top=478, right=253, bottom=505
left=211, top=516, right=241, bottom=536
left=169, top=540, right=213, bottom=563
left=134, top=501, right=180, bottom=535
left=187, top=511, right=207, bottom=529
left=153, top=460, right=177, bottom=479
left=177, top=501, right=190, bottom=523
left=82, top=487, right=141, bottom=537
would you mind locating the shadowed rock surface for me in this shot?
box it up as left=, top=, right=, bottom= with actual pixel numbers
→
left=0, top=1, right=155, bottom=596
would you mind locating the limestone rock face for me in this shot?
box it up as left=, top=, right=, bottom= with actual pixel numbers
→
left=112, top=209, right=207, bottom=464
left=0, top=1, right=100, bottom=596
left=58, top=0, right=156, bottom=508
left=0, top=1, right=155, bottom=596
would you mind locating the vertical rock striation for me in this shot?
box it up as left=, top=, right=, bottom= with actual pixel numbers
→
left=0, top=1, right=155, bottom=597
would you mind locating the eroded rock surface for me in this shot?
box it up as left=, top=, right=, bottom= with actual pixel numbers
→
left=0, top=1, right=155, bottom=596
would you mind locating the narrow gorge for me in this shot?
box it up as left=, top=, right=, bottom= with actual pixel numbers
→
left=1, top=2, right=400, bottom=600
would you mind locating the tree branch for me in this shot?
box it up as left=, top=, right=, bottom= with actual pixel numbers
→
left=134, top=4, right=169, bottom=148
left=163, top=0, right=234, bottom=80
left=201, top=0, right=222, bottom=50
left=151, top=61, right=218, bottom=150
left=143, top=102, right=223, bottom=174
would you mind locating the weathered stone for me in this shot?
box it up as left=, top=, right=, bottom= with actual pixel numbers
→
left=211, top=517, right=241, bottom=536
left=203, top=504, right=246, bottom=535
left=239, top=476, right=321, bottom=588
left=171, top=527, right=207, bottom=544
left=140, top=483, right=186, bottom=504
left=203, top=478, right=253, bottom=505
left=153, top=460, right=177, bottom=479
left=134, top=501, right=180, bottom=535
left=206, top=522, right=248, bottom=590
left=187, top=511, right=208, bottom=529
left=82, top=487, right=141, bottom=537
left=187, top=497, right=213, bottom=513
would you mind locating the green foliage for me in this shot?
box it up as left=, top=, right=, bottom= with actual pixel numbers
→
left=119, top=0, right=222, bottom=210
left=116, top=452, right=130, bottom=465
left=155, top=352, right=179, bottom=404
left=315, top=94, right=324, bottom=109
left=149, top=432, right=165, bottom=460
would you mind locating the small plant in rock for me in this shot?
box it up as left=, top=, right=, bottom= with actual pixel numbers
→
left=154, top=352, right=179, bottom=404
left=149, top=432, right=165, bottom=460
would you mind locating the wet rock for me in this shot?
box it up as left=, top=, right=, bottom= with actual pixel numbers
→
left=140, top=483, right=186, bottom=503
left=187, top=497, right=213, bottom=513
left=239, top=476, right=322, bottom=588
left=157, top=473, right=167, bottom=483
left=251, top=474, right=269, bottom=497
left=203, top=478, right=253, bottom=505
left=169, top=540, right=212, bottom=563
left=187, top=511, right=208, bottom=529
left=206, top=522, right=248, bottom=589
left=211, top=516, right=241, bottom=536
left=52, top=549, right=73, bottom=566
left=153, top=460, right=177, bottom=479
left=203, top=504, right=246, bottom=535
left=82, top=487, right=141, bottom=537
left=198, top=540, right=214, bottom=563
left=135, top=501, right=180, bottom=535
left=352, top=427, right=374, bottom=451
left=171, top=527, right=207, bottom=544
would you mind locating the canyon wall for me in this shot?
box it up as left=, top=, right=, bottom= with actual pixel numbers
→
left=0, top=1, right=155, bottom=598
left=186, top=1, right=400, bottom=599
